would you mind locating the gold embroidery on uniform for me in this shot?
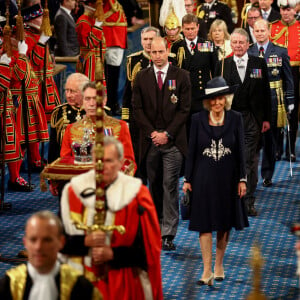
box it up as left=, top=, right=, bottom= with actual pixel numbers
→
left=6, top=264, right=27, bottom=300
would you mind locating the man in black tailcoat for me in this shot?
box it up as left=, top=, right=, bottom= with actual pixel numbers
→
left=133, top=36, right=191, bottom=251
left=215, top=28, right=272, bottom=216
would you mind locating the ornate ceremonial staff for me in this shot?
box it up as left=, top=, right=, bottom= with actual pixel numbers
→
left=73, top=0, right=125, bottom=276
left=16, top=0, right=32, bottom=188
left=0, top=0, right=13, bottom=212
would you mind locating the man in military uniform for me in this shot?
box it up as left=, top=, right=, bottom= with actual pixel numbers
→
left=270, top=0, right=300, bottom=161
left=171, top=13, right=217, bottom=130
left=196, top=0, right=234, bottom=39
left=248, top=19, right=294, bottom=187
left=48, top=73, right=90, bottom=164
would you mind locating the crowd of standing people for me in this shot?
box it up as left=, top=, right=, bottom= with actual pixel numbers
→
left=0, top=0, right=299, bottom=298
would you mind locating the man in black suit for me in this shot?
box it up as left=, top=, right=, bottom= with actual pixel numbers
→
left=248, top=19, right=294, bottom=188
left=245, top=7, right=262, bottom=44
left=215, top=28, right=272, bottom=216
left=54, top=0, right=80, bottom=56
left=133, top=37, right=191, bottom=251
left=259, top=0, right=281, bottom=22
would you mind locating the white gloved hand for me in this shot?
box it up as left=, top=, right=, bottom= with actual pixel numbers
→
left=95, top=20, right=103, bottom=28
left=38, top=32, right=51, bottom=45
left=288, top=104, right=294, bottom=113
left=18, top=41, right=28, bottom=55
left=0, top=53, right=11, bottom=65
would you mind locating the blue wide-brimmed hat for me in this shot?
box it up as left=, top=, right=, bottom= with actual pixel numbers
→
left=202, top=76, right=238, bottom=100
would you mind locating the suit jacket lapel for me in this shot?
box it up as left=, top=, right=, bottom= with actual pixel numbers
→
left=265, top=42, right=273, bottom=58
left=149, top=67, right=158, bottom=111
left=228, top=57, right=242, bottom=85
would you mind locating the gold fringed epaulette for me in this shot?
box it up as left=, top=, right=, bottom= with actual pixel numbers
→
left=121, top=107, right=129, bottom=121
left=6, top=264, right=27, bottom=300
left=127, top=59, right=142, bottom=87
left=177, top=47, right=185, bottom=68
left=196, top=5, right=204, bottom=18
left=127, top=50, right=143, bottom=58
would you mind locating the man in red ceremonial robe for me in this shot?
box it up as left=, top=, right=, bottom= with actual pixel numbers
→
left=22, top=2, right=61, bottom=122
left=60, top=81, right=136, bottom=176
left=60, top=136, right=163, bottom=300
left=76, top=0, right=106, bottom=81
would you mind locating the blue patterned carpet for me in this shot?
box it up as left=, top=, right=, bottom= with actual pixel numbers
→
left=0, top=147, right=299, bottom=299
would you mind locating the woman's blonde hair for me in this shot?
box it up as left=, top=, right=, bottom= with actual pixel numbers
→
left=208, top=19, right=230, bottom=42
left=203, top=94, right=233, bottom=111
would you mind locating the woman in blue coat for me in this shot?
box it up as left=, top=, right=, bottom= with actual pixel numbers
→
left=183, top=77, right=249, bottom=286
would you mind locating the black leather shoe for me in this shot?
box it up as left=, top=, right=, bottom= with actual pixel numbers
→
left=247, top=204, right=257, bottom=217
left=8, top=177, right=34, bottom=192
left=286, top=154, right=296, bottom=162
left=162, top=237, right=176, bottom=251
left=30, top=159, right=46, bottom=172
left=263, top=179, right=272, bottom=187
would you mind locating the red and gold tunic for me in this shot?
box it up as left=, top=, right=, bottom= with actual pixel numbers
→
left=60, top=115, right=136, bottom=175
left=102, top=0, right=127, bottom=49
left=10, top=54, right=49, bottom=143
left=0, top=63, right=22, bottom=162
left=25, top=27, right=61, bottom=121
left=270, top=19, right=300, bottom=66
left=76, top=12, right=106, bottom=81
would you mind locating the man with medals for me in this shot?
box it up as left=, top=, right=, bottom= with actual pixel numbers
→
left=171, top=13, right=218, bottom=132
left=133, top=37, right=191, bottom=251
left=270, top=0, right=300, bottom=162
left=215, top=28, right=271, bottom=216
left=248, top=19, right=294, bottom=187
left=122, top=26, right=161, bottom=182
left=196, top=0, right=234, bottom=39
left=0, top=210, right=102, bottom=299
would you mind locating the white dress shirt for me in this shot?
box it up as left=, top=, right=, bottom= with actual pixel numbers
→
left=153, top=63, right=169, bottom=85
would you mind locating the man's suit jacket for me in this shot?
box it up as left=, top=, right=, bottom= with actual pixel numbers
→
left=54, top=7, right=80, bottom=56
left=248, top=42, right=294, bottom=112
left=265, top=8, right=281, bottom=23
left=132, top=64, right=191, bottom=163
left=215, top=55, right=271, bottom=126
left=245, top=24, right=255, bottom=45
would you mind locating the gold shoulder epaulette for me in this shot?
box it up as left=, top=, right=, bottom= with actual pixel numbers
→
left=127, top=50, right=143, bottom=58
left=196, top=5, right=204, bottom=18
left=177, top=46, right=186, bottom=68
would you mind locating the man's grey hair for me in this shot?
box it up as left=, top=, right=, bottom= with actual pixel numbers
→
left=25, top=210, right=64, bottom=236
left=66, top=73, right=90, bottom=93
left=141, top=26, right=161, bottom=37
left=231, top=28, right=250, bottom=43
left=104, top=136, right=124, bottom=161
